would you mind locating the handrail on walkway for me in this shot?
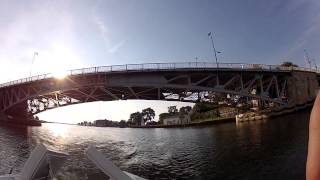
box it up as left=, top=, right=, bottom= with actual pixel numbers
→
left=0, top=62, right=318, bottom=88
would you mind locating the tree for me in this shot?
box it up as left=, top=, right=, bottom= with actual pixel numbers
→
left=119, top=120, right=127, bottom=128
left=179, top=106, right=192, bottom=114
left=192, top=102, right=217, bottom=113
left=142, top=107, right=155, bottom=123
left=128, top=112, right=143, bottom=126
left=179, top=106, right=192, bottom=119
left=281, top=61, right=298, bottom=67
left=168, top=106, right=178, bottom=114
left=127, top=119, right=133, bottom=126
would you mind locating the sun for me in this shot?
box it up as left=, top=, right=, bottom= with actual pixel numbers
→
left=31, top=42, right=83, bottom=79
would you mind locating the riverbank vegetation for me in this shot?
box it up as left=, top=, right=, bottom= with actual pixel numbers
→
left=78, top=102, right=238, bottom=128
left=78, top=107, right=156, bottom=128
left=280, top=61, right=298, bottom=67
left=190, top=103, right=219, bottom=122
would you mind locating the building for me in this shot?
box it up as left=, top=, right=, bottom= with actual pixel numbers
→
left=163, top=114, right=191, bottom=125
left=94, top=120, right=108, bottom=127
left=93, top=119, right=117, bottom=127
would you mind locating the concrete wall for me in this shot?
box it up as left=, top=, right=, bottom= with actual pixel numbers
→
left=163, top=117, right=180, bottom=125
left=163, top=115, right=191, bottom=125
left=287, top=71, right=319, bottom=106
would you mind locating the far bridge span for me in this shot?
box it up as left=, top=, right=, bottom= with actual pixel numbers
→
left=0, top=62, right=319, bottom=123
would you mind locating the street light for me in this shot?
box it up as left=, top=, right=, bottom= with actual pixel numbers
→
left=29, top=52, right=38, bottom=77
left=208, top=32, right=221, bottom=68
left=208, top=32, right=221, bottom=85
left=208, top=32, right=221, bottom=119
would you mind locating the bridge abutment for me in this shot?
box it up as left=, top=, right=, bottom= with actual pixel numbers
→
left=287, top=71, right=318, bottom=106
left=0, top=103, right=41, bottom=126
left=236, top=71, right=319, bottom=123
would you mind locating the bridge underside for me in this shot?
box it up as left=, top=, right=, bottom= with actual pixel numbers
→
left=0, top=70, right=291, bottom=120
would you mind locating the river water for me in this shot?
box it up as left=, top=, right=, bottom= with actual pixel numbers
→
left=0, top=110, right=310, bottom=180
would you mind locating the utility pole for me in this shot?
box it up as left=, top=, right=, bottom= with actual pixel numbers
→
left=304, top=49, right=312, bottom=69
left=29, top=52, right=38, bottom=77
left=208, top=32, right=221, bottom=85
left=208, top=32, right=219, bottom=68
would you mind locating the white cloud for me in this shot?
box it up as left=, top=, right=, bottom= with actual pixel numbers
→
left=281, top=1, right=320, bottom=62
left=108, top=40, right=126, bottom=53
left=92, top=13, right=109, bottom=42
left=284, top=22, right=320, bottom=58
left=92, top=12, right=125, bottom=54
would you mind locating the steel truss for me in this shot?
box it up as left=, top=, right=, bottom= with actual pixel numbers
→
left=0, top=70, right=288, bottom=117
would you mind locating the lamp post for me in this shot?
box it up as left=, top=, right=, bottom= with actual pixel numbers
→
left=29, top=52, right=38, bottom=77
left=208, top=32, right=221, bottom=120
left=208, top=32, right=219, bottom=68
left=208, top=32, right=221, bottom=85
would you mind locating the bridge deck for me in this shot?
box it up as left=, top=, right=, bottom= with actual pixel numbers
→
left=0, top=62, right=317, bottom=89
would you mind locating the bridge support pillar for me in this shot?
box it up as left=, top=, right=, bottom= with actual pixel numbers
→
left=0, top=103, right=41, bottom=126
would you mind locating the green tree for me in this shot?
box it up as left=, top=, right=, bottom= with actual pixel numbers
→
left=190, top=102, right=220, bottom=121
left=127, top=119, right=133, bottom=126
left=281, top=61, right=298, bottom=67
left=128, top=112, right=143, bottom=126
left=168, top=106, right=178, bottom=114
left=179, top=106, right=192, bottom=119
left=192, top=102, right=217, bottom=113
left=119, top=120, right=127, bottom=128
left=179, top=106, right=192, bottom=114
left=142, top=107, right=155, bottom=123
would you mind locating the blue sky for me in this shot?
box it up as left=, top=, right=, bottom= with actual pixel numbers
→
left=0, top=0, right=319, bottom=122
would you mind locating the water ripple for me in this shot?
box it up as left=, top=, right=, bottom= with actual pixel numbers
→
left=0, top=111, right=310, bottom=179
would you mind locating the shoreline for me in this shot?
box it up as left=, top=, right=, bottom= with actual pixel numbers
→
left=0, top=101, right=313, bottom=129
left=0, top=120, right=41, bottom=127
left=130, top=117, right=235, bottom=128
left=130, top=102, right=314, bottom=128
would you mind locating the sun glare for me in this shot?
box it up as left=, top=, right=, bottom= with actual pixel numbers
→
left=30, top=42, right=83, bottom=80
left=46, top=123, right=70, bottom=138
left=53, top=70, right=68, bottom=79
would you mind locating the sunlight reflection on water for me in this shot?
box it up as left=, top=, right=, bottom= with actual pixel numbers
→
left=0, top=111, right=310, bottom=179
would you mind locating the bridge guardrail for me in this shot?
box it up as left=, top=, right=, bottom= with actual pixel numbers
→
left=0, top=62, right=318, bottom=88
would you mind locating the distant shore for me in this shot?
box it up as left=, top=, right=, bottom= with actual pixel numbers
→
left=130, top=117, right=235, bottom=128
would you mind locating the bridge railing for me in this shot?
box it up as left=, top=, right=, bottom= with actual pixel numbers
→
left=0, top=62, right=318, bottom=88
